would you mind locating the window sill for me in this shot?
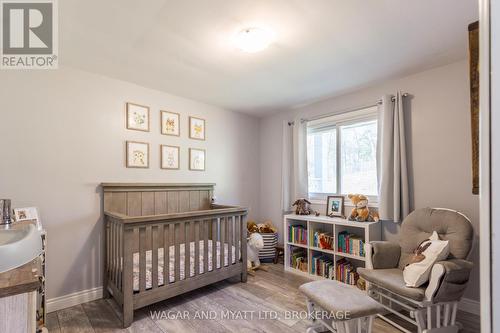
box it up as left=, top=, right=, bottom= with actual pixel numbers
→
left=308, top=198, right=379, bottom=208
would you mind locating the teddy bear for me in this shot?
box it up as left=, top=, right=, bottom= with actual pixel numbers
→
left=347, top=194, right=380, bottom=222
left=247, top=221, right=259, bottom=233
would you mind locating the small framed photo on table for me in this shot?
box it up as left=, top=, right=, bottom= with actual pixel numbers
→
left=161, top=145, right=180, bottom=169
left=189, top=116, right=205, bottom=140
left=126, top=102, right=150, bottom=132
left=161, top=111, right=180, bottom=136
left=126, top=141, right=149, bottom=168
left=189, top=148, right=206, bottom=171
left=326, top=196, right=344, bottom=217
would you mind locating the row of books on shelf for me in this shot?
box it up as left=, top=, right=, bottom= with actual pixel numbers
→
left=336, top=258, right=359, bottom=285
left=335, top=258, right=359, bottom=285
left=311, top=254, right=334, bottom=279
left=337, top=231, right=365, bottom=257
left=311, top=231, right=334, bottom=250
left=290, top=247, right=308, bottom=272
left=288, top=225, right=308, bottom=245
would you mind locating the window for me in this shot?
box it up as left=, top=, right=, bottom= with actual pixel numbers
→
left=307, top=107, right=378, bottom=200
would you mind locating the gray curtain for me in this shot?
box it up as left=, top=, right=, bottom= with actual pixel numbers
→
left=377, top=92, right=410, bottom=222
left=281, top=118, right=308, bottom=213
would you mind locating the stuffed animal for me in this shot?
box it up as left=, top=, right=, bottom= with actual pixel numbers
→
left=247, top=221, right=259, bottom=233
left=257, top=220, right=277, bottom=233
left=292, top=198, right=312, bottom=215
left=347, top=194, right=380, bottom=222
left=247, top=232, right=264, bottom=269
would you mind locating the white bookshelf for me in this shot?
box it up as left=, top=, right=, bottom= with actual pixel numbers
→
left=284, top=214, right=381, bottom=283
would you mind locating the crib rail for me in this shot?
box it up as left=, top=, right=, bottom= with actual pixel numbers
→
left=103, top=206, right=247, bottom=326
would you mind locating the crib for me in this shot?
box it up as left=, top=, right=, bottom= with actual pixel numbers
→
left=102, top=183, right=248, bottom=327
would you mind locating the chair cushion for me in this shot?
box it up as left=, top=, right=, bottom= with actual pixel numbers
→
left=398, top=208, right=473, bottom=269
left=299, top=280, right=384, bottom=320
left=357, top=268, right=426, bottom=301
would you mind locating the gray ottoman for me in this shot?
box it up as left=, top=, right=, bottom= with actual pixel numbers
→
left=299, top=280, right=384, bottom=333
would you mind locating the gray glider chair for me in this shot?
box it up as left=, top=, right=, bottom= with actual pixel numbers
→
left=357, top=208, right=474, bottom=333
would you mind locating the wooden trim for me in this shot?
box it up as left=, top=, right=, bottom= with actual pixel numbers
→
left=188, top=116, right=206, bottom=140
left=102, top=183, right=215, bottom=191
left=105, top=206, right=248, bottom=224
left=160, top=110, right=181, bottom=136
left=125, top=141, right=150, bottom=169
left=160, top=145, right=180, bottom=170
left=189, top=148, right=206, bottom=171
left=126, top=102, right=150, bottom=132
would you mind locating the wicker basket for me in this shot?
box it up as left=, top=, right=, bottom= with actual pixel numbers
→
left=258, top=233, right=278, bottom=261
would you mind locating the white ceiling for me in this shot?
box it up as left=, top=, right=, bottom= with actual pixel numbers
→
left=60, top=0, right=478, bottom=116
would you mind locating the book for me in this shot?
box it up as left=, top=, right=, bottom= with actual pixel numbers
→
left=337, top=231, right=365, bottom=257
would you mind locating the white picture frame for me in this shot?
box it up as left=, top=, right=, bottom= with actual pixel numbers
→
left=14, top=207, right=42, bottom=230
left=189, top=116, right=206, bottom=140
left=161, top=145, right=180, bottom=170
left=126, top=102, right=150, bottom=132
left=161, top=111, right=180, bottom=136
left=189, top=148, right=206, bottom=171
left=126, top=141, right=149, bottom=168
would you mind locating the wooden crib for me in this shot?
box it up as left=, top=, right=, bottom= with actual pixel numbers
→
left=102, top=183, right=248, bottom=327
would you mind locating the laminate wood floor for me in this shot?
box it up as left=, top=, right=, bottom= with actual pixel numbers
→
left=47, top=263, right=480, bottom=333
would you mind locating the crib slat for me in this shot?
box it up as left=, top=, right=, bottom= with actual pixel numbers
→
left=139, top=227, right=147, bottom=292
left=212, top=219, right=217, bottom=271
left=241, top=215, right=247, bottom=282
left=152, top=225, right=159, bottom=289
left=164, top=224, right=171, bottom=285
left=194, top=221, right=200, bottom=276
left=118, top=223, right=122, bottom=291
left=203, top=220, right=208, bottom=274
left=235, top=215, right=240, bottom=262
left=220, top=218, right=226, bottom=267
left=185, top=222, right=190, bottom=279
left=228, top=216, right=233, bottom=265
left=175, top=223, right=180, bottom=282
left=112, top=221, right=117, bottom=286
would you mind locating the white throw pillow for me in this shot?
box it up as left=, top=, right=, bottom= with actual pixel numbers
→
left=403, top=231, right=449, bottom=287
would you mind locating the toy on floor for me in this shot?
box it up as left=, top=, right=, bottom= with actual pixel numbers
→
left=347, top=194, right=380, bottom=222
left=247, top=232, right=268, bottom=275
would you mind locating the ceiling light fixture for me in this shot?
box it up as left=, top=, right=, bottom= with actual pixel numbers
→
left=234, top=27, right=274, bottom=53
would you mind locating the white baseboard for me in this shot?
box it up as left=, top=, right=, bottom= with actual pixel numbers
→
left=459, top=297, right=480, bottom=316
left=46, top=287, right=103, bottom=313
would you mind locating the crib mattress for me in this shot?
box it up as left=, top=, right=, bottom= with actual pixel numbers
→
left=132, top=240, right=236, bottom=291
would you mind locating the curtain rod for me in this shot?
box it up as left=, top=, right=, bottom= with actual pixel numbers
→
left=287, top=93, right=409, bottom=126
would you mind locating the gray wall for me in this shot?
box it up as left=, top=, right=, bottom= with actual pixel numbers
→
left=258, top=60, right=480, bottom=301
left=0, top=67, right=260, bottom=299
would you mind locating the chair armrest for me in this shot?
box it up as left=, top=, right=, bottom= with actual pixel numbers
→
left=365, top=241, right=401, bottom=269
left=425, top=259, right=473, bottom=303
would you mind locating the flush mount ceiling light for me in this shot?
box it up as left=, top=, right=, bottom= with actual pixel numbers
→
left=234, top=27, right=274, bottom=53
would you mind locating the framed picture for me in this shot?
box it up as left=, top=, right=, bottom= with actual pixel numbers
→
left=14, top=207, right=42, bottom=230
left=161, top=111, right=180, bottom=136
left=189, top=116, right=206, bottom=140
left=126, top=141, right=149, bottom=168
left=126, top=102, right=150, bottom=131
left=161, top=145, right=180, bottom=169
left=189, top=148, right=206, bottom=171
left=326, top=196, right=344, bottom=217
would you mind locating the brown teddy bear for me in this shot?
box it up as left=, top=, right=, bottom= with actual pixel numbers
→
left=347, top=194, right=380, bottom=222
left=247, top=221, right=259, bottom=233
